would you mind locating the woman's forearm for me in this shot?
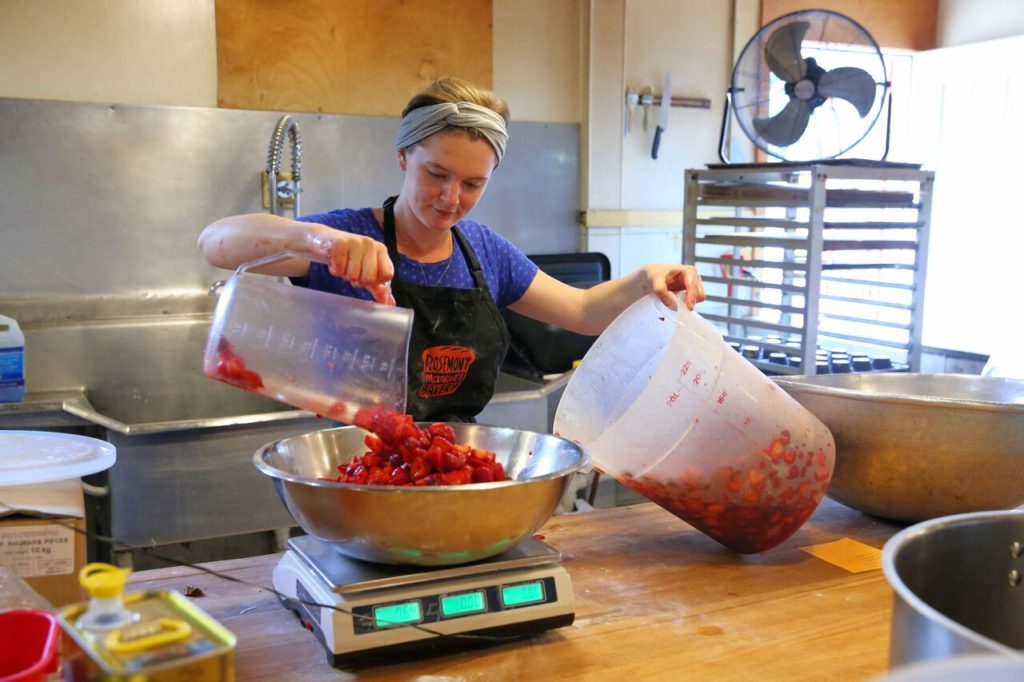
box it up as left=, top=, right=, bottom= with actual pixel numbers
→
left=576, top=268, right=655, bottom=334
left=510, top=268, right=657, bottom=336
left=198, top=213, right=397, bottom=303
left=197, top=213, right=322, bottom=275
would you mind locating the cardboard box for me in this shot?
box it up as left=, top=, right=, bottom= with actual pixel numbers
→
left=1, top=478, right=89, bottom=608
left=0, top=515, right=87, bottom=608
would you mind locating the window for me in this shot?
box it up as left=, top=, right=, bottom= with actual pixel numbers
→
left=907, top=35, right=1024, bottom=354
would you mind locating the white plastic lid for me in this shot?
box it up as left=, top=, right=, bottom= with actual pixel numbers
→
left=0, top=431, right=116, bottom=485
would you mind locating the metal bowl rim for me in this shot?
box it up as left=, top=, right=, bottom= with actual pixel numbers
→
left=880, top=654, right=1024, bottom=680
left=252, top=424, right=592, bottom=492
left=881, top=509, right=1024, bottom=656
left=774, top=373, right=1024, bottom=413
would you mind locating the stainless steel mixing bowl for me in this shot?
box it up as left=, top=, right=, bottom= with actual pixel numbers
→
left=254, top=423, right=590, bottom=566
left=773, top=373, right=1024, bottom=522
left=882, top=510, right=1024, bottom=667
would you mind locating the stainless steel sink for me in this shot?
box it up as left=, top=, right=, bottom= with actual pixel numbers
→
left=0, top=296, right=570, bottom=551
left=478, top=370, right=570, bottom=434
left=0, top=301, right=335, bottom=549
left=2, top=388, right=320, bottom=550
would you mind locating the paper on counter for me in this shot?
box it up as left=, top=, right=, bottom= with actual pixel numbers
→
left=799, top=537, right=882, bottom=573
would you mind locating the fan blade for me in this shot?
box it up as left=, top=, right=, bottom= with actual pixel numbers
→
left=753, top=99, right=810, bottom=147
left=818, top=67, right=877, bottom=117
left=764, top=21, right=809, bottom=83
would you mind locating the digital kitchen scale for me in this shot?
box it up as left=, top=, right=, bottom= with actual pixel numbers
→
left=272, top=535, right=575, bottom=667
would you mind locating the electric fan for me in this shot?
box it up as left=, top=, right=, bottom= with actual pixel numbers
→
left=719, top=10, right=890, bottom=163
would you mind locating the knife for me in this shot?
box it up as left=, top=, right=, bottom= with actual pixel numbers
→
left=651, top=72, right=672, bottom=159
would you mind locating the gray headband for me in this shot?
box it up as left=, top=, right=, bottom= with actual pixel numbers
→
left=395, top=102, right=508, bottom=164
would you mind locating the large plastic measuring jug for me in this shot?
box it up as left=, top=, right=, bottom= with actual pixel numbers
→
left=554, top=294, right=835, bottom=553
left=203, top=254, right=413, bottom=424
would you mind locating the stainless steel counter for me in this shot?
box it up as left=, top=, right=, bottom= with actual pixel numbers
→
left=0, top=371, right=570, bottom=554
left=477, top=370, right=570, bottom=434
left=0, top=389, right=319, bottom=546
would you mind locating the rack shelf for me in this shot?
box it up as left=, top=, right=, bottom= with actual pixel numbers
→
left=683, top=163, right=934, bottom=375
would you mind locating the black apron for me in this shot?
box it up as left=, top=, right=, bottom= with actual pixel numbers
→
left=383, top=196, right=510, bottom=422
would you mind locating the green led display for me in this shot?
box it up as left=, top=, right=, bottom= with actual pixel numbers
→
left=373, top=601, right=422, bottom=628
left=440, top=591, right=487, bottom=618
left=501, top=581, right=545, bottom=607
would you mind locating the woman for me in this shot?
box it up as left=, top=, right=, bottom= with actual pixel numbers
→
left=198, top=77, right=705, bottom=422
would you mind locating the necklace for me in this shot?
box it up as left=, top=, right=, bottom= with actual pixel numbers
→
left=403, top=231, right=454, bottom=287
left=418, top=252, right=454, bottom=286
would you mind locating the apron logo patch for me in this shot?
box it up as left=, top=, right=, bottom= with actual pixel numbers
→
left=420, top=346, right=476, bottom=399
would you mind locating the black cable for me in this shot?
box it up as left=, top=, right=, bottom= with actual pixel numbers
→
left=0, top=502, right=533, bottom=644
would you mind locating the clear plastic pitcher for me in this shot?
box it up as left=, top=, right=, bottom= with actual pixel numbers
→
left=554, top=294, right=835, bottom=553
left=204, top=255, right=413, bottom=424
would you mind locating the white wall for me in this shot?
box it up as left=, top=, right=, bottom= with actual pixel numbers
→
left=582, top=0, right=755, bottom=276
left=916, top=1, right=1024, bottom=354
left=7, top=1, right=1006, bottom=355
left=0, top=0, right=218, bottom=106
left=0, top=0, right=737, bottom=214
left=937, top=0, right=1024, bottom=47
left=585, top=0, right=738, bottom=211
left=910, top=34, right=1024, bottom=354
left=493, top=0, right=583, bottom=124
left=0, top=0, right=728, bottom=274
left=0, top=0, right=583, bottom=124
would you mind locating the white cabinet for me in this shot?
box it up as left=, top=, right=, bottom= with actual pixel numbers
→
left=683, top=163, right=934, bottom=375
left=585, top=226, right=684, bottom=280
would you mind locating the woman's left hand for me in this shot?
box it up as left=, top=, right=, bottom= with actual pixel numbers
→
left=509, top=261, right=707, bottom=338
left=640, top=264, right=706, bottom=311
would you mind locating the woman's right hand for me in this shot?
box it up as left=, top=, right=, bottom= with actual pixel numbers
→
left=306, top=227, right=396, bottom=305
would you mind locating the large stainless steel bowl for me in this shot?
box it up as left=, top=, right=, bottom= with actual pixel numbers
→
left=876, top=655, right=1024, bottom=681
left=774, top=373, right=1024, bottom=522
left=254, top=424, right=590, bottom=566
left=882, top=511, right=1024, bottom=667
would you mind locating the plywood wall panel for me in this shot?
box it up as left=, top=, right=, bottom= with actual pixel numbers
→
left=761, top=0, right=938, bottom=51
left=215, top=0, right=492, bottom=115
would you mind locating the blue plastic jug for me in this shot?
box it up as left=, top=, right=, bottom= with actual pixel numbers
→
left=0, top=314, right=26, bottom=403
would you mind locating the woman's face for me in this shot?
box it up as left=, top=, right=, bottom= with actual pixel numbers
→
left=397, top=130, right=496, bottom=233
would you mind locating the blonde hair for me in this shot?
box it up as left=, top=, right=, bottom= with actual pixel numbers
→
left=402, top=77, right=511, bottom=146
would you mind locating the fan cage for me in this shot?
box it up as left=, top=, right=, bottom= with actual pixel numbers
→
left=728, top=10, right=889, bottom=162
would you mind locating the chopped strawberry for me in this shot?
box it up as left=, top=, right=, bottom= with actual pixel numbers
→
left=618, top=428, right=833, bottom=553
left=329, top=409, right=506, bottom=486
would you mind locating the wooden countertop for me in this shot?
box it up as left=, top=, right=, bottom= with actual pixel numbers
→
left=126, top=499, right=901, bottom=681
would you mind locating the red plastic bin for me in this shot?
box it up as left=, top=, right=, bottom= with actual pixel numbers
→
left=0, top=609, right=60, bottom=682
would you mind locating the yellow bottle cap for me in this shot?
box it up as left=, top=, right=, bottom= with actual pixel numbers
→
left=79, top=562, right=132, bottom=599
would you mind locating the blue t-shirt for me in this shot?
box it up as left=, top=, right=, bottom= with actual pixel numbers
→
left=291, top=208, right=538, bottom=308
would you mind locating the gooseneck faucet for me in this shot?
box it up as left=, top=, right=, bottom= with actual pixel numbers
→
left=266, top=115, right=303, bottom=217
left=212, top=115, right=304, bottom=299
